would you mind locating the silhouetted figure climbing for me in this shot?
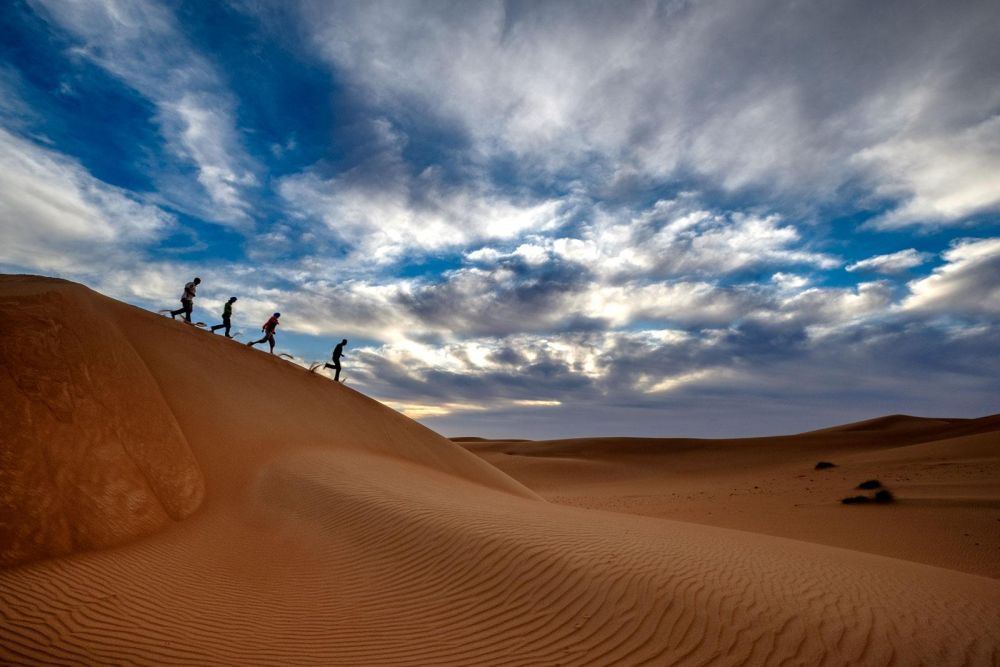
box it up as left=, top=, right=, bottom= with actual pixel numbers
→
left=324, top=339, right=348, bottom=381
left=170, top=277, right=201, bottom=323
left=247, top=312, right=280, bottom=354
left=210, top=297, right=238, bottom=337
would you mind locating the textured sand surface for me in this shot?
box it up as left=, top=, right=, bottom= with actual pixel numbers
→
left=463, top=416, right=1000, bottom=580
left=2, top=276, right=1000, bottom=665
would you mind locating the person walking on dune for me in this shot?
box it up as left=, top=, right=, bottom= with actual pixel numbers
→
left=247, top=312, right=280, bottom=354
left=324, top=339, right=348, bottom=382
left=210, top=297, right=238, bottom=338
left=170, top=277, right=200, bottom=323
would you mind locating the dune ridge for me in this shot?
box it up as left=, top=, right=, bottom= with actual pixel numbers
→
left=2, top=275, right=1000, bottom=665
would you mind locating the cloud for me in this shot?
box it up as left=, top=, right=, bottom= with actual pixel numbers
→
left=298, top=0, right=1000, bottom=225
left=573, top=200, right=838, bottom=279
left=468, top=197, right=838, bottom=282
left=28, top=0, right=257, bottom=223
left=3, top=0, right=995, bottom=440
left=0, top=127, right=172, bottom=272
left=903, top=238, right=1000, bottom=317
left=775, top=281, right=895, bottom=336
left=846, top=248, right=932, bottom=275
left=860, top=116, right=1000, bottom=228
left=278, top=119, right=568, bottom=264
left=332, top=310, right=999, bottom=437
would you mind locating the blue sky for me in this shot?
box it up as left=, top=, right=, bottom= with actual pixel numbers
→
left=1, top=0, right=998, bottom=438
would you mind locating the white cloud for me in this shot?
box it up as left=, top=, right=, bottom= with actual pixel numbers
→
left=298, top=0, right=1000, bottom=225
left=0, top=128, right=172, bottom=272
left=281, top=170, right=563, bottom=264
left=860, top=116, right=1000, bottom=228
left=551, top=199, right=838, bottom=279
left=29, top=0, right=257, bottom=223
left=846, top=248, right=931, bottom=274
left=771, top=272, right=811, bottom=291
left=575, top=281, right=752, bottom=328
left=279, top=120, right=568, bottom=264
left=777, top=281, right=895, bottom=334
left=903, top=238, right=1000, bottom=316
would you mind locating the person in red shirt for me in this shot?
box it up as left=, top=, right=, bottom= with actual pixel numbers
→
left=247, top=312, right=280, bottom=354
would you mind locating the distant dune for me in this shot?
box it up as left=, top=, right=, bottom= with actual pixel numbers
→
left=461, top=415, right=1000, bottom=579
left=2, top=275, right=999, bottom=665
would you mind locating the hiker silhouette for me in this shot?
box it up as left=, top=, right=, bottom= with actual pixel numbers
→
left=170, top=277, right=200, bottom=323
left=324, top=339, right=348, bottom=382
left=210, top=297, right=238, bottom=337
left=247, top=312, right=280, bottom=354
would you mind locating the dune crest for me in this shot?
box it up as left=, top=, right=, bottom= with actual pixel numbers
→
left=2, top=275, right=999, bottom=665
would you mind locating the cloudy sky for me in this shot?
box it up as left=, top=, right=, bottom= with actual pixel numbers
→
left=1, top=0, right=998, bottom=438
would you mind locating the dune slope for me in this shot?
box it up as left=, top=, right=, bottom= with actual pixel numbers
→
left=2, top=276, right=1000, bottom=665
left=0, top=278, right=204, bottom=566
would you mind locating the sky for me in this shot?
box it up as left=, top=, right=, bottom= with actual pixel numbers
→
left=1, top=0, right=998, bottom=439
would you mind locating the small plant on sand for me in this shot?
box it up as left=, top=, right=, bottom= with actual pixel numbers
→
left=815, top=461, right=836, bottom=470
left=873, top=489, right=894, bottom=503
left=841, top=485, right=895, bottom=505
left=856, top=479, right=882, bottom=490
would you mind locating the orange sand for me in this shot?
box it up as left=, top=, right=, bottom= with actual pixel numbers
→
left=2, top=275, right=999, bottom=665
left=462, top=415, right=1000, bottom=580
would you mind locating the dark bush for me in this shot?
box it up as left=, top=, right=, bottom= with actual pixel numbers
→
left=841, top=495, right=872, bottom=504
left=856, top=479, right=882, bottom=490
left=874, top=489, right=895, bottom=503
left=815, top=461, right=836, bottom=470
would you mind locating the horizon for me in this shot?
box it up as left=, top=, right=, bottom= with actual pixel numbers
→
left=1, top=0, right=998, bottom=439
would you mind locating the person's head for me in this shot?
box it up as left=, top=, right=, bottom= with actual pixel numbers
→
left=273, top=312, right=281, bottom=318
left=229, top=296, right=237, bottom=303
left=342, top=339, right=348, bottom=344
left=193, top=277, right=201, bottom=284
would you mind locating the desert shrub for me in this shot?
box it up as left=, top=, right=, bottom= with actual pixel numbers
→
left=856, top=479, right=882, bottom=490
left=841, top=495, right=871, bottom=504
left=873, top=489, right=894, bottom=503
left=815, top=461, right=836, bottom=470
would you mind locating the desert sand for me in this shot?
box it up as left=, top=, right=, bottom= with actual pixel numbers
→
left=2, top=275, right=999, bottom=665
left=461, top=415, right=1000, bottom=580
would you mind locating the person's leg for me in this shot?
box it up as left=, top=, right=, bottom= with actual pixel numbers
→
left=267, top=334, right=275, bottom=354
left=170, top=306, right=183, bottom=319
left=324, top=363, right=335, bottom=369
left=210, top=323, right=222, bottom=331
left=223, top=316, right=231, bottom=337
left=183, top=300, right=193, bottom=323
left=334, top=360, right=341, bottom=382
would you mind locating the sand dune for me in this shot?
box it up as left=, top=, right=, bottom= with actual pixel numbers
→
left=463, top=416, right=1000, bottom=579
left=3, top=276, right=1000, bottom=665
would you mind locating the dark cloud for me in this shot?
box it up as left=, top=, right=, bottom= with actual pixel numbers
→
left=359, top=314, right=1000, bottom=438
left=302, top=0, right=1000, bottom=225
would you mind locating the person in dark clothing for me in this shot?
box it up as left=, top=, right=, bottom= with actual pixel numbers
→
left=170, top=277, right=201, bottom=322
left=324, top=339, right=348, bottom=382
left=247, top=312, right=280, bottom=353
left=210, top=297, right=238, bottom=337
